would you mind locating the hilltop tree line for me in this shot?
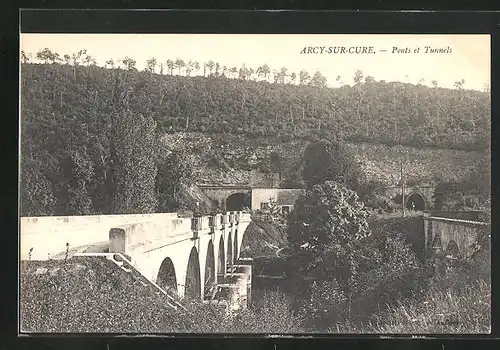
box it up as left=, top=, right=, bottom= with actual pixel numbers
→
left=23, top=48, right=331, bottom=87
left=21, top=49, right=490, bottom=152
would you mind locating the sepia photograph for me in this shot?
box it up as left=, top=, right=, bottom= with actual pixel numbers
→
left=19, top=32, right=491, bottom=334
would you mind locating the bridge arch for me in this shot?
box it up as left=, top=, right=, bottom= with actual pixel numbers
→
left=227, top=232, right=233, bottom=267
left=226, top=193, right=251, bottom=211
left=406, top=192, right=426, bottom=211
left=184, top=247, right=201, bottom=299
left=204, top=240, right=216, bottom=299
left=431, top=234, right=442, bottom=251
left=217, top=235, right=225, bottom=275
left=156, top=257, right=178, bottom=296
left=445, top=240, right=461, bottom=258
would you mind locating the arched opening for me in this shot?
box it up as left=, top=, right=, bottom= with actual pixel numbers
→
left=204, top=240, right=216, bottom=299
left=184, top=247, right=201, bottom=300
left=234, top=230, right=239, bottom=261
left=406, top=193, right=426, bottom=211
left=227, top=232, right=233, bottom=268
left=431, top=234, right=442, bottom=251
left=226, top=192, right=251, bottom=211
left=445, top=240, right=461, bottom=258
left=156, top=257, right=178, bottom=296
left=217, top=236, right=225, bottom=276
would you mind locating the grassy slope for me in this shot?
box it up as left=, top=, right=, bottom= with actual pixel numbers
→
left=366, top=279, right=490, bottom=333
left=20, top=257, right=195, bottom=333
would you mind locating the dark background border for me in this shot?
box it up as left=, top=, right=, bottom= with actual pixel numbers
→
left=3, top=6, right=499, bottom=350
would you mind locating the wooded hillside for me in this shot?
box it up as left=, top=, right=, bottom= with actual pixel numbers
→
left=20, top=62, right=490, bottom=216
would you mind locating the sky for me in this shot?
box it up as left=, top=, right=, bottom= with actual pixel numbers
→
left=20, top=34, right=490, bottom=91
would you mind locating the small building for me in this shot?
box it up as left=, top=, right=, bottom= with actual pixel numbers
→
left=251, top=188, right=305, bottom=214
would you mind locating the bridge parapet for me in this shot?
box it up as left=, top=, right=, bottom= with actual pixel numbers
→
left=210, top=214, right=222, bottom=230
left=20, top=213, right=180, bottom=260
left=109, top=218, right=193, bottom=256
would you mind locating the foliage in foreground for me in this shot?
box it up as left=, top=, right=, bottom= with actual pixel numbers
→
left=20, top=258, right=303, bottom=333
left=362, top=279, right=490, bottom=334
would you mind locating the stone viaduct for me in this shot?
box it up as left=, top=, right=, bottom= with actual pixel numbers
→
left=20, top=211, right=253, bottom=308
left=423, top=215, right=490, bottom=260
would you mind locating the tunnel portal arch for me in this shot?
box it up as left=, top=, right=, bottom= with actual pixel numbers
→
left=204, top=240, right=216, bottom=299
left=226, top=192, right=251, bottom=211
left=406, top=192, right=426, bottom=211
left=156, top=257, right=178, bottom=296
left=184, top=247, right=201, bottom=299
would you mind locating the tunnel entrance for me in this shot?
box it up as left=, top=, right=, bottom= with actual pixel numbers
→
left=217, top=236, right=225, bottom=276
left=204, top=240, right=216, bottom=299
left=406, top=193, right=426, bottom=211
left=156, top=257, right=178, bottom=296
left=226, top=192, right=251, bottom=211
left=184, top=247, right=201, bottom=299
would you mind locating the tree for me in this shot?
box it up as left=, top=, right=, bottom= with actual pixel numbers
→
left=110, top=88, right=158, bottom=214
left=365, top=76, right=375, bottom=84
left=185, top=60, right=194, bottom=76
left=454, top=79, right=466, bottom=90
left=82, top=55, right=96, bottom=66
left=21, top=51, right=31, bottom=64
left=36, top=48, right=57, bottom=64
left=301, top=141, right=362, bottom=191
left=353, top=70, right=364, bottom=85
left=279, top=67, right=288, bottom=84
left=63, top=149, right=94, bottom=215
left=175, top=58, right=185, bottom=75
left=432, top=80, right=438, bottom=88
left=166, top=59, right=175, bottom=75
left=299, top=70, right=310, bottom=85
left=310, top=70, right=327, bottom=87
left=290, top=72, right=297, bottom=84
left=192, top=61, right=200, bottom=75
left=206, top=60, right=215, bottom=76
left=229, top=67, right=238, bottom=79
left=257, top=64, right=271, bottom=81
left=287, top=181, right=371, bottom=267
left=155, top=149, right=193, bottom=212
left=71, top=49, right=88, bottom=66
left=20, top=154, right=57, bottom=216
left=122, top=57, right=137, bottom=71
left=145, top=57, right=157, bottom=73
left=270, top=151, right=285, bottom=181
left=336, top=75, right=343, bottom=86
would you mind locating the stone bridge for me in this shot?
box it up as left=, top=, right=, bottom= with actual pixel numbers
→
left=20, top=211, right=252, bottom=307
left=423, top=216, right=490, bottom=259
